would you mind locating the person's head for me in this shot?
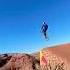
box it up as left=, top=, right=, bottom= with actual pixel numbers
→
left=43, top=22, right=46, bottom=25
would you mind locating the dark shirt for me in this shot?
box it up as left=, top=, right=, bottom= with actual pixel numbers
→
left=41, top=23, right=48, bottom=32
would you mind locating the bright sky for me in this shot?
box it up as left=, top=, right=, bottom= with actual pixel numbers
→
left=0, top=0, right=70, bottom=53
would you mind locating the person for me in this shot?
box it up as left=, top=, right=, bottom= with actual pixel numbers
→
left=41, top=22, right=48, bottom=39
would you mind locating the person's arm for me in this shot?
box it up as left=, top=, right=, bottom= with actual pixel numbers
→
left=46, top=24, right=48, bottom=30
left=41, top=25, right=43, bottom=32
left=41, top=26, right=43, bottom=30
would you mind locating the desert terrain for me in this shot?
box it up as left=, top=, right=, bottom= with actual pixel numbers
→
left=0, top=43, right=70, bottom=70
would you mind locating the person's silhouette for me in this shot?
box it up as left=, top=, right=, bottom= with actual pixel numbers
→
left=41, top=22, right=48, bottom=39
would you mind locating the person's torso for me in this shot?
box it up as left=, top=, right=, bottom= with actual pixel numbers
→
left=42, top=24, right=48, bottom=30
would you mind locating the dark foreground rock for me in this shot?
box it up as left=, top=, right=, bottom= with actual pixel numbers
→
left=0, top=53, right=40, bottom=70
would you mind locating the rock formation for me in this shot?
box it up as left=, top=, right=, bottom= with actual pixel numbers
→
left=0, top=43, right=70, bottom=70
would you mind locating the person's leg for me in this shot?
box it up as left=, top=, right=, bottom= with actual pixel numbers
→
left=44, top=32, right=46, bottom=38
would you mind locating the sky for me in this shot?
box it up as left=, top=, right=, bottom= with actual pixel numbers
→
left=0, top=0, right=70, bottom=53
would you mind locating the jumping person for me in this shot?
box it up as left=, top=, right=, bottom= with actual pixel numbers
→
left=41, top=22, right=48, bottom=39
